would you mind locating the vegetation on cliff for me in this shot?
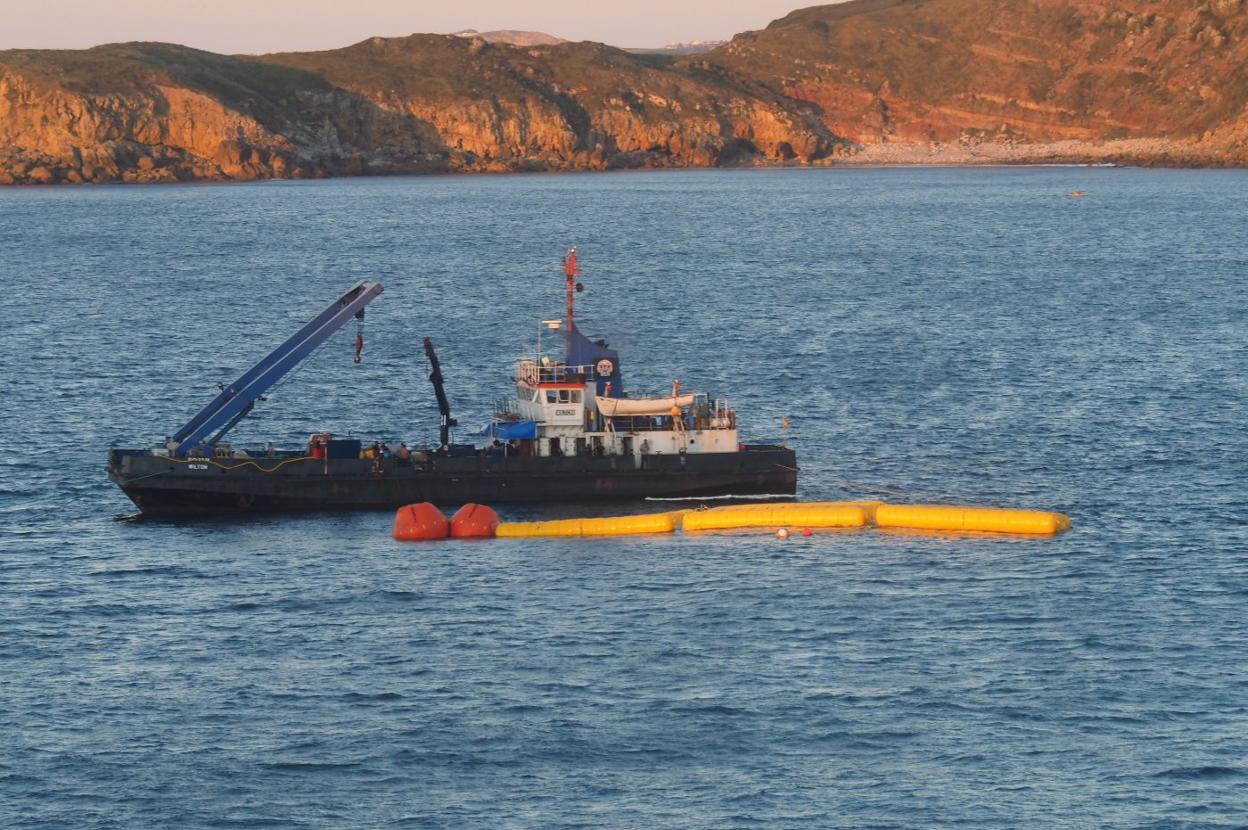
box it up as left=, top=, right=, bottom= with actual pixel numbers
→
left=3, top=0, right=1248, bottom=184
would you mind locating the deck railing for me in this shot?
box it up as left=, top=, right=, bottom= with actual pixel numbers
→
left=516, top=360, right=601, bottom=385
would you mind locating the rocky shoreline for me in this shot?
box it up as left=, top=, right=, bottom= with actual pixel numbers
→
left=1, top=138, right=1236, bottom=187
left=831, top=138, right=1238, bottom=169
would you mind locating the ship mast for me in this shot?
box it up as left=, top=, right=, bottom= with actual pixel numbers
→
left=562, top=246, right=580, bottom=353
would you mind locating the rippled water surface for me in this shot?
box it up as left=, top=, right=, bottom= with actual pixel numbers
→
left=2, top=168, right=1246, bottom=828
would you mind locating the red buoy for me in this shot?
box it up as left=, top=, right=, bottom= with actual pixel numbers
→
left=450, top=503, right=501, bottom=538
left=393, top=502, right=449, bottom=541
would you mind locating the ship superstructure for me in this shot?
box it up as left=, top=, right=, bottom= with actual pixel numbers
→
left=490, top=248, right=742, bottom=461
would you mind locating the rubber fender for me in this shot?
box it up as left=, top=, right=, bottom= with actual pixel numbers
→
left=875, top=504, right=1071, bottom=535
left=393, top=502, right=449, bottom=541
left=496, top=512, right=676, bottom=538
left=683, top=505, right=869, bottom=531
left=450, top=503, right=500, bottom=538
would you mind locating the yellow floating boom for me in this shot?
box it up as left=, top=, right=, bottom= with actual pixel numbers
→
left=489, top=502, right=1070, bottom=539
left=496, top=512, right=676, bottom=538
left=703, top=500, right=883, bottom=522
left=704, top=500, right=882, bottom=511
left=874, top=504, right=1071, bottom=535
left=683, top=504, right=870, bottom=531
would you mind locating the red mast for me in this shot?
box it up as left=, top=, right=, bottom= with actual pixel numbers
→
left=562, top=246, right=580, bottom=335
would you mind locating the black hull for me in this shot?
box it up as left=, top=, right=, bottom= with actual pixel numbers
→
left=108, top=446, right=798, bottom=516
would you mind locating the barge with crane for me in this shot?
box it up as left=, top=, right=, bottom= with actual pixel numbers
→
left=106, top=249, right=798, bottom=515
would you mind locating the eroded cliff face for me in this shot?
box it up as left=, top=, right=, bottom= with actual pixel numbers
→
left=4, top=0, right=1248, bottom=185
left=1, top=73, right=289, bottom=183
left=698, top=0, right=1248, bottom=164
left=258, top=35, right=844, bottom=172
left=0, top=44, right=454, bottom=184
left=0, top=36, right=844, bottom=184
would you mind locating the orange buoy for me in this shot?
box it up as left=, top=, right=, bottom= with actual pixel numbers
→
left=450, top=503, right=501, bottom=538
left=393, top=502, right=449, bottom=541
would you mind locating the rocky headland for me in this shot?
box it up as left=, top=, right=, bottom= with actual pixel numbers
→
left=3, top=0, right=1248, bottom=185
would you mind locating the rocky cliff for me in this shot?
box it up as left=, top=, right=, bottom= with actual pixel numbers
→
left=697, top=0, right=1248, bottom=165
left=4, top=0, right=1248, bottom=184
left=0, top=43, right=450, bottom=184
left=0, top=36, right=841, bottom=184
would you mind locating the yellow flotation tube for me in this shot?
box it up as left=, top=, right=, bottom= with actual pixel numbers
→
left=496, top=512, right=677, bottom=538
left=683, top=504, right=871, bottom=532
left=874, top=504, right=1071, bottom=535
left=477, top=502, right=1070, bottom=539
left=702, top=500, right=883, bottom=522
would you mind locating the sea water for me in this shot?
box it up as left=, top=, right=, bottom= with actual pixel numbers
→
left=1, top=167, right=1246, bottom=828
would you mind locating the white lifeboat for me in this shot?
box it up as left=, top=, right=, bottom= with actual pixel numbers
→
left=594, top=394, right=695, bottom=417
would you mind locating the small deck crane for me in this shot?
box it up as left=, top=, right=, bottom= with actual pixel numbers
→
left=422, top=338, right=457, bottom=451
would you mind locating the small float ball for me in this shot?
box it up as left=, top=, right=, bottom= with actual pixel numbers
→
left=801, top=528, right=813, bottom=537
left=776, top=528, right=790, bottom=540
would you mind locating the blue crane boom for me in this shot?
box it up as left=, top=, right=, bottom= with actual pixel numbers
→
left=170, top=281, right=384, bottom=457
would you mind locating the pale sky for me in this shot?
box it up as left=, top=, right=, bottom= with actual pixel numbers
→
left=0, top=1, right=821, bottom=53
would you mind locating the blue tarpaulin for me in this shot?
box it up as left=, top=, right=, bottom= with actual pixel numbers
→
left=566, top=323, right=624, bottom=397
left=481, top=420, right=538, bottom=440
